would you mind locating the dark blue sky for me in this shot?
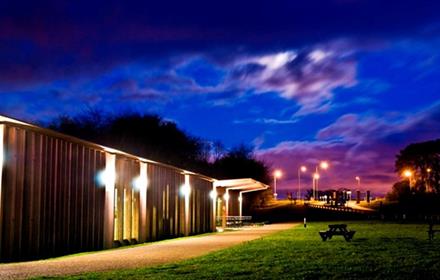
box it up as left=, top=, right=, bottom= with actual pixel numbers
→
left=1, top=0, right=440, bottom=194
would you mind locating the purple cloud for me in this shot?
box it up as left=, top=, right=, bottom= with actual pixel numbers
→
left=256, top=103, right=440, bottom=195
left=229, top=42, right=358, bottom=115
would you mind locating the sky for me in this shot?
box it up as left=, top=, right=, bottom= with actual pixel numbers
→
left=1, top=0, right=440, bottom=196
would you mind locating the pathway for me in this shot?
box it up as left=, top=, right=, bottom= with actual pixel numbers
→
left=0, top=223, right=296, bottom=279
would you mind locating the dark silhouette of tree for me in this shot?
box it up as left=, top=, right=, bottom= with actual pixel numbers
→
left=47, top=110, right=270, bottom=185
left=211, top=144, right=270, bottom=184
left=386, top=181, right=411, bottom=202
left=395, top=139, right=440, bottom=193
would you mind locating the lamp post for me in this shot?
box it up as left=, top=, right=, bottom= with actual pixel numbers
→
left=298, top=166, right=307, bottom=200
left=312, top=172, right=320, bottom=200
left=273, top=170, right=282, bottom=200
left=313, top=161, right=329, bottom=200
left=403, top=169, right=413, bottom=188
left=355, top=176, right=360, bottom=189
left=427, top=168, right=432, bottom=192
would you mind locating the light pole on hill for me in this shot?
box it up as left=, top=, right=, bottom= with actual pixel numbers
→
left=403, top=169, right=413, bottom=188
left=355, top=176, right=360, bottom=189
left=273, top=169, right=282, bottom=200
left=313, top=161, right=329, bottom=200
left=298, top=166, right=307, bottom=200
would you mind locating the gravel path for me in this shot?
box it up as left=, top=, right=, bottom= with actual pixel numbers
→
left=0, top=223, right=296, bottom=279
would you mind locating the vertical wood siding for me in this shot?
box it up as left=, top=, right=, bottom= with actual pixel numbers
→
left=146, top=164, right=185, bottom=240
left=190, top=176, right=213, bottom=234
left=0, top=125, right=106, bottom=261
left=0, top=122, right=214, bottom=262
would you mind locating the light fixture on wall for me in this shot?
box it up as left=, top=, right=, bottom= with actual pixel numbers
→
left=209, top=190, right=217, bottom=200
left=180, top=183, right=191, bottom=196
left=223, top=192, right=230, bottom=201
left=97, top=168, right=116, bottom=187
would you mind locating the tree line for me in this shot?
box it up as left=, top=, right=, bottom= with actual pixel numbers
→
left=387, top=139, right=440, bottom=215
left=46, top=109, right=271, bottom=185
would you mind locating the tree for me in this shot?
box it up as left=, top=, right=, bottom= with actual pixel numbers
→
left=48, top=110, right=210, bottom=173
left=395, top=139, right=440, bottom=193
left=47, top=110, right=270, bottom=185
left=386, top=181, right=411, bottom=202
left=211, top=144, right=270, bottom=184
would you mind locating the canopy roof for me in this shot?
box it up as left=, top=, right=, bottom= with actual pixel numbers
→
left=214, top=178, right=269, bottom=192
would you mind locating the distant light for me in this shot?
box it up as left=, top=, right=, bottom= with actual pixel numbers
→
left=313, top=173, right=320, bottom=180
left=132, top=176, right=148, bottom=191
left=403, top=170, right=412, bottom=178
left=355, top=176, right=360, bottom=181
left=209, top=190, right=217, bottom=200
left=223, top=192, right=230, bottom=201
left=97, top=169, right=116, bottom=187
left=180, top=184, right=191, bottom=196
left=300, top=166, right=307, bottom=173
left=320, top=161, right=329, bottom=170
left=274, top=169, right=283, bottom=178
left=427, top=168, right=432, bottom=173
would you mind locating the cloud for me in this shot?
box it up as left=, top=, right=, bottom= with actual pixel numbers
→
left=1, top=0, right=439, bottom=86
left=256, top=103, right=440, bottom=195
left=233, top=118, right=298, bottom=125
left=229, top=42, right=358, bottom=115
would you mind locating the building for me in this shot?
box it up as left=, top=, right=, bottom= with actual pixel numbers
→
left=0, top=115, right=267, bottom=262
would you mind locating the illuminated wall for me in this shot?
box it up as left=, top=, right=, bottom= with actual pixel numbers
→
left=0, top=119, right=215, bottom=262
left=0, top=124, right=106, bottom=261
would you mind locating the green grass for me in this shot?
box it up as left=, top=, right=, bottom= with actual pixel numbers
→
left=37, top=221, right=440, bottom=280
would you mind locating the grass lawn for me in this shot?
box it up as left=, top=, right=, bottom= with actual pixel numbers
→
left=38, top=221, right=440, bottom=280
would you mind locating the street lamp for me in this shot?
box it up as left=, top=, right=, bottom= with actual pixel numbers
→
left=313, top=161, right=329, bottom=200
left=403, top=169, right=413, bottom=188
left=273, top=169, right=282, bottom=200
left=427, top=168, right=432, bottom=192
left=298, top=166, right=307, bottom=200
left=355, top=176, right=360, bottom=188
left=320, top=161, right=329, bottom=170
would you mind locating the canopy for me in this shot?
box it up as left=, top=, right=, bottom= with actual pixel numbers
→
left=214, top=178, right=269, bottom=193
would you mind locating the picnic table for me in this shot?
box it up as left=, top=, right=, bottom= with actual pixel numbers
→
left=428, top=221, right=440, bottom=241
left=319, top=224, right=355, bottom=242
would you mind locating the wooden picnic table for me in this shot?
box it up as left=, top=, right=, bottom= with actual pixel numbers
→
left=319, top=224, right=355, bottom=241
left=428, top=221, right=440, bottom=241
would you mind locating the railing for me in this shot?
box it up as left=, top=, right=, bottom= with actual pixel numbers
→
left=216, top=216, right=252, bottom=227
left=306, top=203, right=376, bottom=214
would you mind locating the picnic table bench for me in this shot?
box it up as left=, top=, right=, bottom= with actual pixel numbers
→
left=428, top=221, right=440, bottom=241
left=319, top=224, right=355, bottom=242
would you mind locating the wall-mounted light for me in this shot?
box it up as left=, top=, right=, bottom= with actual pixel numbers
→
left=97, top=168, right=116, bottom=187
left=209, top=190, right=217, bottom=200
left=133, top=176, right=148, bottom=191
left=180, top=184, right=191, bottom=197
left=223, top=192, right=230, bottom=201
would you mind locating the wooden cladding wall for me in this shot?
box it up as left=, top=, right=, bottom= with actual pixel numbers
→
left=114, top=156, right=140, bottom=244
left=0, top=124, right=106, bottom=262
left=146, top=164, right=185, bottom=241
left=0, top=121, right=215, bottom=262
left=189, top=176, right=213, bottom=234
left=228, top=191, right=240, bottom=217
